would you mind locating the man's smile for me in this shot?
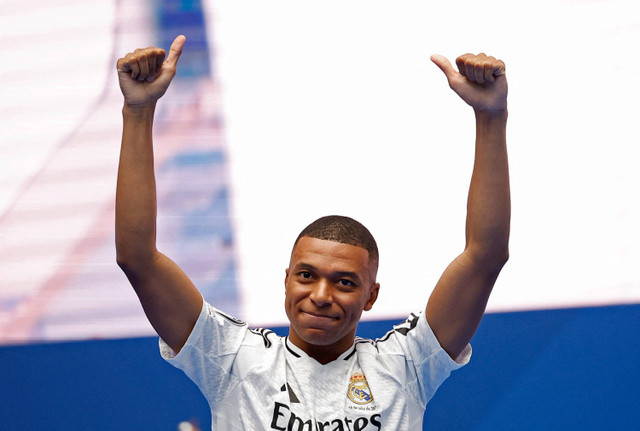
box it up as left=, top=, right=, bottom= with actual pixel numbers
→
left=301, top=310, right=339, bottom=320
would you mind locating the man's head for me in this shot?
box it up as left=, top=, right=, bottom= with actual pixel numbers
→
left=293, top=215, right=379, bottom=280
left=285, top=216, right=380, bottom=363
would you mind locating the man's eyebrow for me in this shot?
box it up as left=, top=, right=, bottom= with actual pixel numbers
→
left=295, top=263, right=317, bottom=271
left=294, top=263, right=363, bottom=284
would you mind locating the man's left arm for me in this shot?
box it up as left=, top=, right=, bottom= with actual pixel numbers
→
left=425, top=53, right=510, bottom=360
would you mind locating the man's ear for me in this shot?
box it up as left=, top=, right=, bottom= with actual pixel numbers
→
left=363, top=283, right=380, bottom=311
left=284, top=268, right=290, bottom=291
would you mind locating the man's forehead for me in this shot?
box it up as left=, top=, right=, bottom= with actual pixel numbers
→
left=291, top=236, right=370, bottom=260
left=289, top=237, right=375, bottom=279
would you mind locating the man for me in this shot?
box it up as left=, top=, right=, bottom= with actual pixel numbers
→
left=116, top=35, right=509, bottom=430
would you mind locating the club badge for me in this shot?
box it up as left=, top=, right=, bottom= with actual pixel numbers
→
left=347, top=372, right=374, bottom=405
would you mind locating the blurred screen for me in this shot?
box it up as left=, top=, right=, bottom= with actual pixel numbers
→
left=0, top=0, right=638, bottom=344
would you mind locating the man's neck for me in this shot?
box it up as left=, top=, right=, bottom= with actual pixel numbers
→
left=287, top=332, right=355, bottom=365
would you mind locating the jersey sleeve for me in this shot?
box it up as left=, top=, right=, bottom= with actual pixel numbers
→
left=377, top=311, right=471, bottom=408
left=159, top=299, right=249, bottom=405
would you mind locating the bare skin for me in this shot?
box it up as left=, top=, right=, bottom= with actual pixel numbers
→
left=427, top=53, right=509, bottom=359
left=116, top=36, right=203, bottom=353
left=115, top=36, right=509, bottom=361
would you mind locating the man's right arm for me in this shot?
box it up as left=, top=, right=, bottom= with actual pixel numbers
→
left=115, top=35, right=202, bottom=353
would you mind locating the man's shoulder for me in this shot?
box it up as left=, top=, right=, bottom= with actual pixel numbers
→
left=245, top=327, right=282, bottom=349
left=200, top=302, right=284, bottom=354
left=354, top=312, right=426, bottom=355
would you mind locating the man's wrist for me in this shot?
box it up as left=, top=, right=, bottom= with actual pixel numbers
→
left=122, top=102, right=157, bottom=121
left=474, top=108, right=508, bottom=124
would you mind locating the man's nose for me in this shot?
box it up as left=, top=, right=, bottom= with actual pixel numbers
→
left=309, top=280, right=332, bottom=306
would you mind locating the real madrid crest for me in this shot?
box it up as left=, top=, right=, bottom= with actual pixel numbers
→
left=347, top=372, right=374, bottom=405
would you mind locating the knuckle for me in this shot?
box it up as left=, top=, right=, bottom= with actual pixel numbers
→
left=456, top=54, right=469, bottom=63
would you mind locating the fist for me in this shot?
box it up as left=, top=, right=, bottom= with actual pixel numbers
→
left=116, top=35, right=185, bottom=107
left=431, top=52, right=507, bottom=112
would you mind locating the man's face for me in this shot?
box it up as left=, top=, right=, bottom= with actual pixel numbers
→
left=284, top=237, right=380, bottom=361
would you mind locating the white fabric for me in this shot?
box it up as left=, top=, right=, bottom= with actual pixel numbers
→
left=160, top=300, right=470, bottom=430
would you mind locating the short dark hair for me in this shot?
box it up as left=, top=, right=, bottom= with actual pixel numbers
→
left=294, top=215, right=379, bottom=269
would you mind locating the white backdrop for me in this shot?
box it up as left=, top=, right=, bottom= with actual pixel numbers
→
left=211, top=0, right=640, bottom=323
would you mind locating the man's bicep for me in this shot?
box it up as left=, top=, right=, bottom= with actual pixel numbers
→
left=122, top=251, right=203, bottom=353
left=425, top=251, right=502, bottom=360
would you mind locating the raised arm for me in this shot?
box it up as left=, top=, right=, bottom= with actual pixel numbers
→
left=425, top=53, right=510, bottom=359
left=115, top=35, right=202, bottom=353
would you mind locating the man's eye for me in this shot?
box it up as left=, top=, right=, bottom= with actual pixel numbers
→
left=338, top=279, right=354, bottom=287
left=299, top=271, right=312, bottom=279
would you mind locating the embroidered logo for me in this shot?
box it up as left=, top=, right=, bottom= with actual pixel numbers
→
left=280, top=383, right=300, bottom=404
left=347, top=372, right=373, bottom=405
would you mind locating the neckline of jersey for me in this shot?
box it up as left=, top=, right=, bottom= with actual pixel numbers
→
left=284, top=336, right=357, bottom=364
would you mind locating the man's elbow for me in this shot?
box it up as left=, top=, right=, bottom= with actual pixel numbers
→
left=116, top=251, right=139, bottom=279
left=467, top=243, right=509, bottom=272
left=489, top=245, right=509, bottom=267
left=116, top=251, right=134, bottom=274
left=115, top=240, right=155, bottom=275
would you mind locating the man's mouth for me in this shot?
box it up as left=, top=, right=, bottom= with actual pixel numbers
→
left=302, top=310, right=338, bottom=320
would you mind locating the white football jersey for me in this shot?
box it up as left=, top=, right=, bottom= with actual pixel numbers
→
left=161, top=301, right=470, bottom=430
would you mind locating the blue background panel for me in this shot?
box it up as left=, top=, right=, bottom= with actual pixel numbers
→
left=2, top=304, right=639, bottom=430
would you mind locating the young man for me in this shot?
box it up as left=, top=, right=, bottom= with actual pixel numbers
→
left=116, top=35, right=509, bottom=430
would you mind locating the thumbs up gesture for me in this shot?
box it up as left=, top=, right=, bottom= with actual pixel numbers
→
left=431, top=53, right=507, bottom=112
left=116, top=35, right=186, bottom=107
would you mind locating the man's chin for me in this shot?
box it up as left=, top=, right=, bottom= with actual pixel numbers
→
left=298, top=328, right=336, bottom=346
left=287, top=324, right=336, bottom=345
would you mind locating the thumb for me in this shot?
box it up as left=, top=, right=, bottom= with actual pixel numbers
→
left=430, top=54, right=458, bottom=81
left=165, top=35, right=186, bottom=67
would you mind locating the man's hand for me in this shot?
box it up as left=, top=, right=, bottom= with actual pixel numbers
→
left=431, top=53, right=507, bottom=112
left=116, top=35, right=186, bottom=108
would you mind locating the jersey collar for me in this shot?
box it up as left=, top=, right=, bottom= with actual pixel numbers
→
left=284, top=337, right=356, bottom=363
